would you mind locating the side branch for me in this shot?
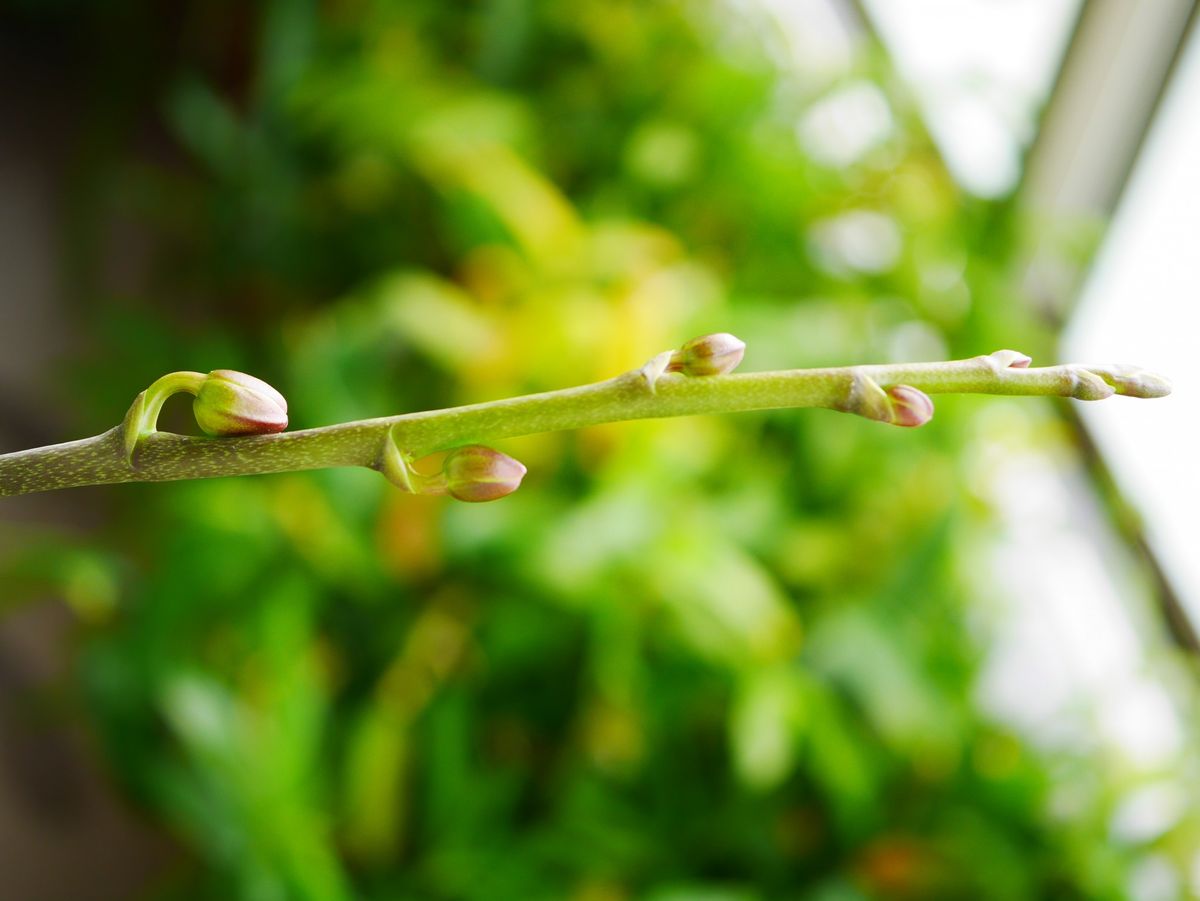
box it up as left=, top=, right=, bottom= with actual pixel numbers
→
left=0, top=349, right=1170, bottom=498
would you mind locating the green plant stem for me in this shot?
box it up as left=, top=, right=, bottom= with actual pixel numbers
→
left=0, top=353, right=1169, bottom=497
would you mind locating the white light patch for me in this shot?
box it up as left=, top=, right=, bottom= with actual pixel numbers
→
left=970, top=404, right=1183, bottom=770
left=799, top=81, right=895, bottom=167
left=754, top=0, right=860, bottom=75
left=1111, top=782, right=1187, bottom=844
left=860, top=0, right=1081, bottom=196
left=808, top=210, right=902, bottom=276
left=1063, top=24, right=1200, bottom=627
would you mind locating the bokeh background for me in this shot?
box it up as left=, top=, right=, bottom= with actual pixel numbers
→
left=2, top=1, right=1199, bottom=899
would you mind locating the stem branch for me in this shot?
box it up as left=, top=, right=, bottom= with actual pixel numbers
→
left=0, top=352, right=1169, bottom=497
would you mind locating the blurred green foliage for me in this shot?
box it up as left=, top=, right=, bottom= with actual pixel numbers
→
left=3, top=1, right=1199, bottom=899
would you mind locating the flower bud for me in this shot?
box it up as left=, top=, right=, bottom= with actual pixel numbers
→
left=987, top=349, right=1032, bottom=370
left=443, top=445, right=526, bottom=502
left=886, top=385, right=934, bottom=427
left=1067, top=367, right=1115, bottom=401
left=193, top=370, right=288, bottom=436
left=668, top=333, right=746, bottom=377
left=1087, top=364, right=1172, bottom=398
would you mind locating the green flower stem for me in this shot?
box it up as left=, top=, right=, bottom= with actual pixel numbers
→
left=0, top=352, right=1169, bottom=497
left=122, top=371, right=207, bottom=462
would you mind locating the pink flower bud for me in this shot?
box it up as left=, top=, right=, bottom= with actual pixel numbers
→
left=886, top=385, right=933, bottom=427
left=988, top=349, right=1032, bottom=370
left=193, top=370, right=289, bottom=436
left=443, top=446, right=526, bottom=502
left=668, top=333, right=746, bottom=377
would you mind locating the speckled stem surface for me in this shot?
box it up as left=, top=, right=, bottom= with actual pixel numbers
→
left=0, top=354, right=1169, bottom=497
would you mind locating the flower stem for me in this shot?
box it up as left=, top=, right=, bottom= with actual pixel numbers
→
left=0, top=351, right=1169, bottom=498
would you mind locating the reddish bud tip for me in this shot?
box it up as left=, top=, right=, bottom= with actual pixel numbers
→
left=667, top=333, right=746, bottom=377
left=886, top=385, right=934, bottom=427
left=193, top=370, right=288, bottom=437
left=443, top=446, right=527, bottom=502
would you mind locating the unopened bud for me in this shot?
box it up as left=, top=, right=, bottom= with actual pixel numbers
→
left=1067, top=367, right=1115, bottom=401
left=987, top=349, right=1032, bottom=370
left=1087, top=364, right=1172, bottom=399
left=886, top=385, right=934, bottom=427
left=443, top=446, right=526, bottom=502
left=193, top=370, right=288, bottom=436
left=668, top=333, right=746, bottom=377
